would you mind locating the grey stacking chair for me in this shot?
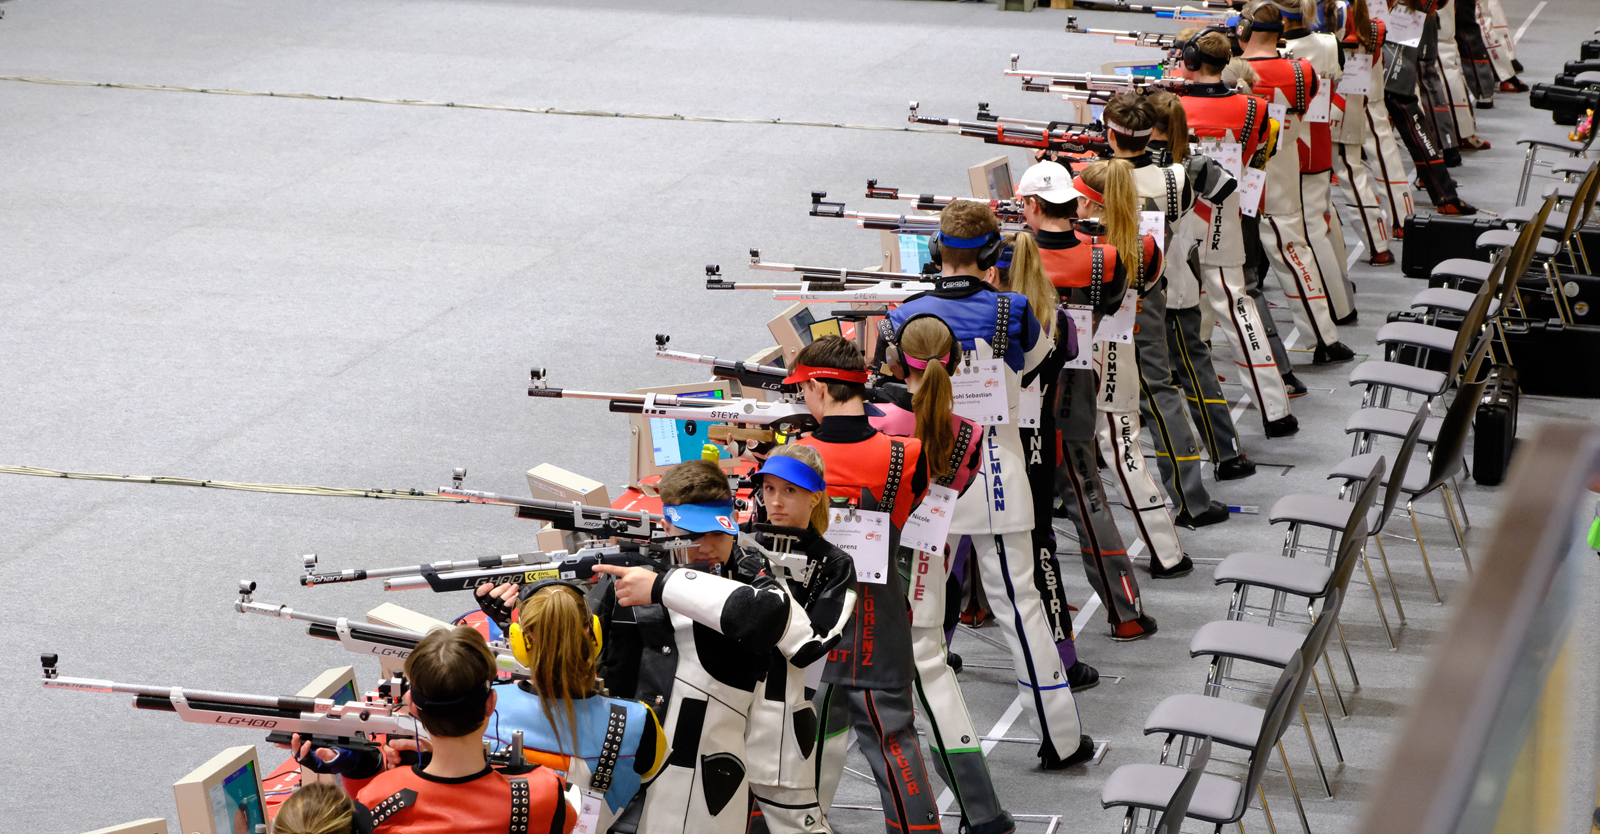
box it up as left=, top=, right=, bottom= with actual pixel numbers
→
left=1325, top=341, right=1493, bottom=598
left=1474, top=163, right=1600, bottom=321
left=1212, top=457, right=1383, bottom=695
left=1102, top=654, right=1306, bottom=834
left=1512, top=109, right=1596, bottom=205
left=1347, top=288, right=1491, bottom=409
left=1271, top=405, right=1430, bottom=650
left=1187, top=588, right=1352, bottom=800
left=1377, top=255, right=1501, bottom=371
left=1152, top=737, right=1212, bottom=834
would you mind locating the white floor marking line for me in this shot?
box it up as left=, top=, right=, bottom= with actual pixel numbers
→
left=935, top=693, right=1027, bottom=812
left=1513, top=1, right=1546, bottom=44
left=1346, top=238, right=1366, bottom=272
left=1072, top=594, right=1103, bottom=634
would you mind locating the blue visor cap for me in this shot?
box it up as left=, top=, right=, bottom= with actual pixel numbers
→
left=663, top=501, right=739, bottom=535
left=939, top=231, right=996, bottom=249
left=753, top=455, right=827, bottom=493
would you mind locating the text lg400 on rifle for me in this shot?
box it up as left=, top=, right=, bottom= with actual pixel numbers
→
left=235, top=580, right=534, bottom=677
left=907, top=101, right=1109, bottom=156
left=39, top=652, right=424, bottom=755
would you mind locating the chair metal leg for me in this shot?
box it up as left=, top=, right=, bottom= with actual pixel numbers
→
left=1516, top=145, right=1536, bottom=205
left=1334, top=619, right=1360, bottom=687
left=1122, top=809, right=1135, bottom=834
left=1278, top=742, right=1313, bottom=834
left=1374, top=535, right=1406, bottom=624
left=1309, top=668, right=1346, bottom=758
left=1258, top=784, right=1279, bottom=834
left=1299, top=704, right=1333, bottom=797
left=1440, top=488, right=1473, bottom=575
left=1409, top=502, right=1443, bottom=603
left=1448, top=474, right=1471, bottom=530
left=1358, top=541, right=1397, bottom=650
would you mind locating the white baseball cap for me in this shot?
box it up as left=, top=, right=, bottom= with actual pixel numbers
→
left=1015, top=161, right=1082, bottom=204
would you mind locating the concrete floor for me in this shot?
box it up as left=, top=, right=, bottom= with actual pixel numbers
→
left=1, top=0, right=1598, bottom=832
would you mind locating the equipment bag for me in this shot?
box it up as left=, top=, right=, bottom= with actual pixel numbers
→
left=1472, top=364, right=1519, bottom=485
left=1499, top=318, right=1600, bottom=397
left=1401, top=213, right=1507, bottom=278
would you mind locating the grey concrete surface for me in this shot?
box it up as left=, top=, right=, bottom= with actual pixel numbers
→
left=1, top=0, right=1597, bottom=832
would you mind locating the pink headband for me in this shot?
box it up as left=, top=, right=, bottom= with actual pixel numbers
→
left=904, top=353, right=951, bottom=370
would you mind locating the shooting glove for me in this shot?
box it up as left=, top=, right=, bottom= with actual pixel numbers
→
left=475, top=585, right=515, bottom=630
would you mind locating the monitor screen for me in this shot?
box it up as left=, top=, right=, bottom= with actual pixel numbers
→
left=208, top=761, right=263, bottom=834
left=788, top=307, right=817, bottom=347
left=1111, top=63, right=1164, bottom=78
left=329, top=680, right=357, bottom=705
left=650, top=390, right=731, bottom=468
left=898, top=234, right=933, bottom=274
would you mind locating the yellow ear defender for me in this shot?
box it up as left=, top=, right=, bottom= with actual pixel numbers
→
left=507, top=581, right=603, bottom=668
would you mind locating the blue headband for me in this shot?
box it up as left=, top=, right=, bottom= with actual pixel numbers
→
left=938, top=231, right=996, bottom=250
left=754, top=455, right=826, bottom=493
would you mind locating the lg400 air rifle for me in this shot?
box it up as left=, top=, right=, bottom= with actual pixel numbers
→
left=1006, top=54, right=1194, bottom=100
left=809, top=190, right=1028, bottom=236
left=40, top=652, right=423, bottom=754
left=864, top=177, right=1027, bottom=223
left=528, top=369, right=819, bottom=435
left=299, top=539, right=673, bottom=592
left=907, top=101, right=1109, bottom=156
left=1066, top=0, right=1244, bottom=15
left=234, top=581, right=531, bottom=676
left=436, top=467, right=663, bottom=540
left=703, top=250, right=933, bottom=292
left=653, top=332, right=792, bottom=394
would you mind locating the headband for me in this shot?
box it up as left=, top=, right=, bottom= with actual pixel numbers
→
left=1249, top=18, right=1284, bottom=31
left=410, top=680, right=491, bottom=713
left=781, top=364, right=869, bottom=385
left=937, top=231, right=997, bottom=249
left=1104, top=118, right=1154, bottom=138
left=662, top=500, right=740, bottom=535
left=753, top=455, right=826, bottom=493
left=1074, top=177, right=1105, bottom=205
left=903, top=352, right=952, bottom=371
left=996, top=245, right=1014, bottom=270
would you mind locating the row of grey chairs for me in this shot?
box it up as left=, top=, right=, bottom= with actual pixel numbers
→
left=1099, top=464, right=1387, bottom=834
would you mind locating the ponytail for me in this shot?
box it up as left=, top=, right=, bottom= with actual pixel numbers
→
left=1079, top=159, right=1142, bottom=281
left=1350, top=0, right=1374, bottom=51
left=999, top=232, right=1060, bottom=338
left=898, top=317, right=959, bottom=483
left=1146, top=91, right=1190, bottom=164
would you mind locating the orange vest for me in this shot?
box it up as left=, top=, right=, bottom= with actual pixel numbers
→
left=1038, top=240, right=1119, bottom=289
left=1181, top=90, right=1271, bottom=163
left=797, top=432, right=922, bottom=529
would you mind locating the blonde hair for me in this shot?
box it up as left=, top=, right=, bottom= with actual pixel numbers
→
left=898, top=317, right=959, bottom=483
left=516, top=584, right=598, bottom=751
left=768, top=444, right=831, bottom=535
left=1077, top=159, right=1142, bottom=281
left=1145, top=90, right=1190, bottom=164
left=998, top=232, right=1059, bottom=339
left=274, top=784, right=354, bottom=834
left=1221, top=57, right=1259, bottom=90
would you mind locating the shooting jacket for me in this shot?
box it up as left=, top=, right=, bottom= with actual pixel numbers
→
left=1282, top=30, right=1344, bottom=173
left=869, top=384, right=984, bottom=495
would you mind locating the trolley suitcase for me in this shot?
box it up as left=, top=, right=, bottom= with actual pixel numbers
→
left=1471, top=364, right=1518, bottom=485
left=1400, top=214, right=1506, bottom=278
left=1499, top=318, right=1600, bottom=397
left=1584, top=39, right=1600, bottom=61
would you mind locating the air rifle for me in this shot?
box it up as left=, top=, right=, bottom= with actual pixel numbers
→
left=703, top=253, right=935, bottom=293
left=1006, top=54, right=1192, bottom=98
left=528, top=369, right=819, bottom=435
left=1063, top=17, right=1187, bottom=47
left=1067, top=0, right=1243, bottom=14
left=437, top=468, right=664, bottom=540
left=863, top=177, right=1027, bottom=223
left=653, top=332, right=792, bottom=394
left=809, top=191, right=1028, bottom=236
left=40, top=652, right=423, bottom=754
left=234, top=581, right=532, bottom=678
left=907, top=101, right=1108, bottom=155
left=299, top=541, right=672, bottom=592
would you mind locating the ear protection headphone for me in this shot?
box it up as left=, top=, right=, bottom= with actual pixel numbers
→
left=928, top=230, right=1005, bottom=271
left=508, top=580, right=603, bottom=668
left=1237, top=0, right=1285, bottom=41
left=879, top=313, right=963, bottom=377
left=1179, top=25, right=1237, bottom=71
